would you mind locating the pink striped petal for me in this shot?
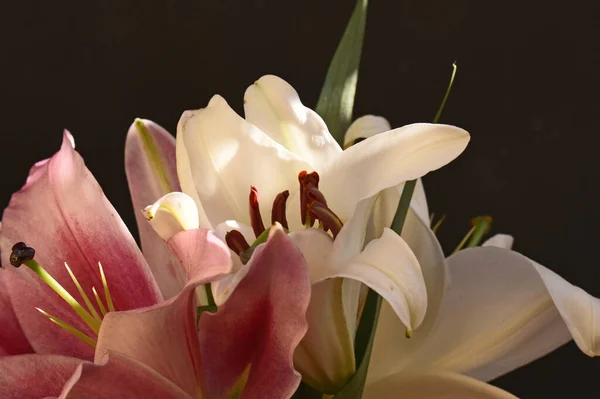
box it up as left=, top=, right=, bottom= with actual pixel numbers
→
left=199, top=226, right=311, bottom=399
left=0, top=354, right=81, bottom=399
left=59, top=351, right=191, bottom=399
left=0, top=132, right=162, bottom=359
left=94, top=228, right=232, bottom=397
left=125, top=119, right=187, bottom=300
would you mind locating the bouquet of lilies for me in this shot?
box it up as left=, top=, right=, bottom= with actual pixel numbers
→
left=1, top=1, right=598, bottom=398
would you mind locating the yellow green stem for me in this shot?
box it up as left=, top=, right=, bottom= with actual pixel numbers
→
left=98, top=262, right=115, bottom=312
left=36, top=308, right=96, bottom=347
left=64, top=263, right=102, bottom=322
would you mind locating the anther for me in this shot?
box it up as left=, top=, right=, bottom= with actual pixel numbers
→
left=225, top=230, right=250, bottom=254
left=298, top=171, right=320, bottom=227
left=308, top=202, right=344, bottom=238
left=271, top=190, right=290, bottom=229
left=249, top=186, right=266, bottom=238
left=10, top=242, right=35, bottom=268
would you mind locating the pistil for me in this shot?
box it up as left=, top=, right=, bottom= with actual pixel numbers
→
left=9, top=242, right=115, bottom=347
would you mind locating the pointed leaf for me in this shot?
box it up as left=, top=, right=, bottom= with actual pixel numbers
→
left=315, top=0, right=368, bottom=145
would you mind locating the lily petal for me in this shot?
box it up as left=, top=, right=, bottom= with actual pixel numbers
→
left=0, top=270, right=33, bottom=356
left=0, top=222, right=33, bottom=357
left=126, top=119, right=188, bottom=300
left=177, top=95, right=311, bottom=227
left=400, top=246, right=600, bottom=382
left=95, top=228, right=231, bottom=398
left=0, top=354, right=81, bottom=399
left=244, top=75, right=342, bottom=170
left=369, top=210, right=448, bottom=383
left=199, top=226, right=311, bottom=399
left=59, top=351, right=191, bottom=399
left=363, top=371, right=517, bottom=399
left=142, top=192, right=200, bottom=241
left=0, top=132, right=162, bottom=359
left=319, top=123, right=470, bottom=221
left=482, top=234, right=514, bottom=249
left=344, top=114, right=391, bottom=147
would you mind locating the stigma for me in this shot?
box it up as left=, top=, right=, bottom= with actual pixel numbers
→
left=8, top=242, right=116, bottom=348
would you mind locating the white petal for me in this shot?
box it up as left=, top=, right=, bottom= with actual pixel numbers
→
left=244, top=75, right=342, bottom=170
left=344, top=114, right=391, bottom=148
left=177, top=95, right=311, bottom=227
left=396, top=246, right=600, bottom=382
left=142, top=192, right=199, bottom=241
left=320, top=123, right=470, bottom=221
left=294, top=279, right=356, bottom=394
left=369, top=210, right=448, bottom=383
left=364, top=371, right=517, bottom=399
left=325, top=228, right=428, bottom=332
left=483, top=234, right=514, bottom=249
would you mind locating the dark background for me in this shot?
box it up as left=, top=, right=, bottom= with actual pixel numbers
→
left=1, top=1, right=599, bottom=397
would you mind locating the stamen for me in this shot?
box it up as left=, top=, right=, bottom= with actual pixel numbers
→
left=308, top=202, right=344, bottom=238
left=452, top=225, right=476, bottom=254
left=9, top=243, right=101, bottom=334
left=225, top=230, right=250, bottom=254
left=271, top=190, right=290, bottom=229
left=298, top=171, right=320, bottom=227
left=466, top=216, right=493, bottom=248
left=64, top=263, right=101, bottom=322
left=98, top=263, right=115, bottom=313
left=431, top=214, right=447, bottom=234
left=92, top=287, right=108, bottom=316
left=36, top=308, right=96, bottom=348
left=249, top=186, right=266, bottom=238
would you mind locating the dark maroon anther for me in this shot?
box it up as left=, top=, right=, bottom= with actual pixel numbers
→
left=306, top=186, right=327, bottom=205
left=271, top=190, right=290, bottom=229
left=225, top=230, right=250, bottom=254
left=298, top=171, right=320, bottom=227
left=10, top=242, right=35, bottom=268
left=249, top=186, right=266, bottom=238
left=307, top=202, right=344, bottom=238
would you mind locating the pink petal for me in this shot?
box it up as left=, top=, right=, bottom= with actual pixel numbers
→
left=0, top=132, right=162, bottom=359
left=0, top=221, right=33, bottom=357
left=125, top=119, right=187, bottom=300
left=0, top=354, right=81, bottom=398
left=59, top=351, right=191, bottom=399
left=94, top=228, right=232, bottom=397
left=199, top=226, right=311, bottom=399
left=0, top=271, right=33, bottom=356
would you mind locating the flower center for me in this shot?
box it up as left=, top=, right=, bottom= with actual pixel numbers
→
left=226, top=171, right=343, bottom=262
left=8, top=242, right=116, bottom=348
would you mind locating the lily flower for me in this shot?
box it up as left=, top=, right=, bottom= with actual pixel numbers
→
left=0, top=133, right=312, bottom=398
left=160, top=74, right=471, bottom=393
left=344, top=115, right=600, bottom=398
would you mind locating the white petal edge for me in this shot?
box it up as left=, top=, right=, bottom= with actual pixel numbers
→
left=320, top=123, right=470, bottom=221
left=483, top=234, right=514, bottom=249
left=396, top=247, right=599, bottom=382
left=363, top=371, right=517, bottom=399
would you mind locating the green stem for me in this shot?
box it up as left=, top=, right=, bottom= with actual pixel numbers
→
left=433, top=62, right=458, bottom=124
left=466, top=216, right=493, bottom=248
left=390, top=180, right=417, bottom=234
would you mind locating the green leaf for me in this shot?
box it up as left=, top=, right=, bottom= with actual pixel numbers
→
left=332, top=289, right=381, bottom=399
left=316, top=0, right=368, bottom=146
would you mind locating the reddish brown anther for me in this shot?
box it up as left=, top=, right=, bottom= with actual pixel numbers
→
left=308, top=202, right=344, bottom=238
left=271, top=190, right=290, bottom=229
left=225, top=230, right=250, bottom=254
left=249, top=186, right=266, bottom=238
left=298, top=171, right=320, bottom=227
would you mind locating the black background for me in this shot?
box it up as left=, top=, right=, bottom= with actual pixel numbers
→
left=1, top=1, right=599, bottom=397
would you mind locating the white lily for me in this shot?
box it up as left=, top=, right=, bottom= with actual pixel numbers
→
left=165, top=74, right=470, bottom=393
left=346, top=115, right=600, bottom=398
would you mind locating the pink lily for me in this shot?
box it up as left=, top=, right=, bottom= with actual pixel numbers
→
left=0, top=132, right=311, bottom=398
